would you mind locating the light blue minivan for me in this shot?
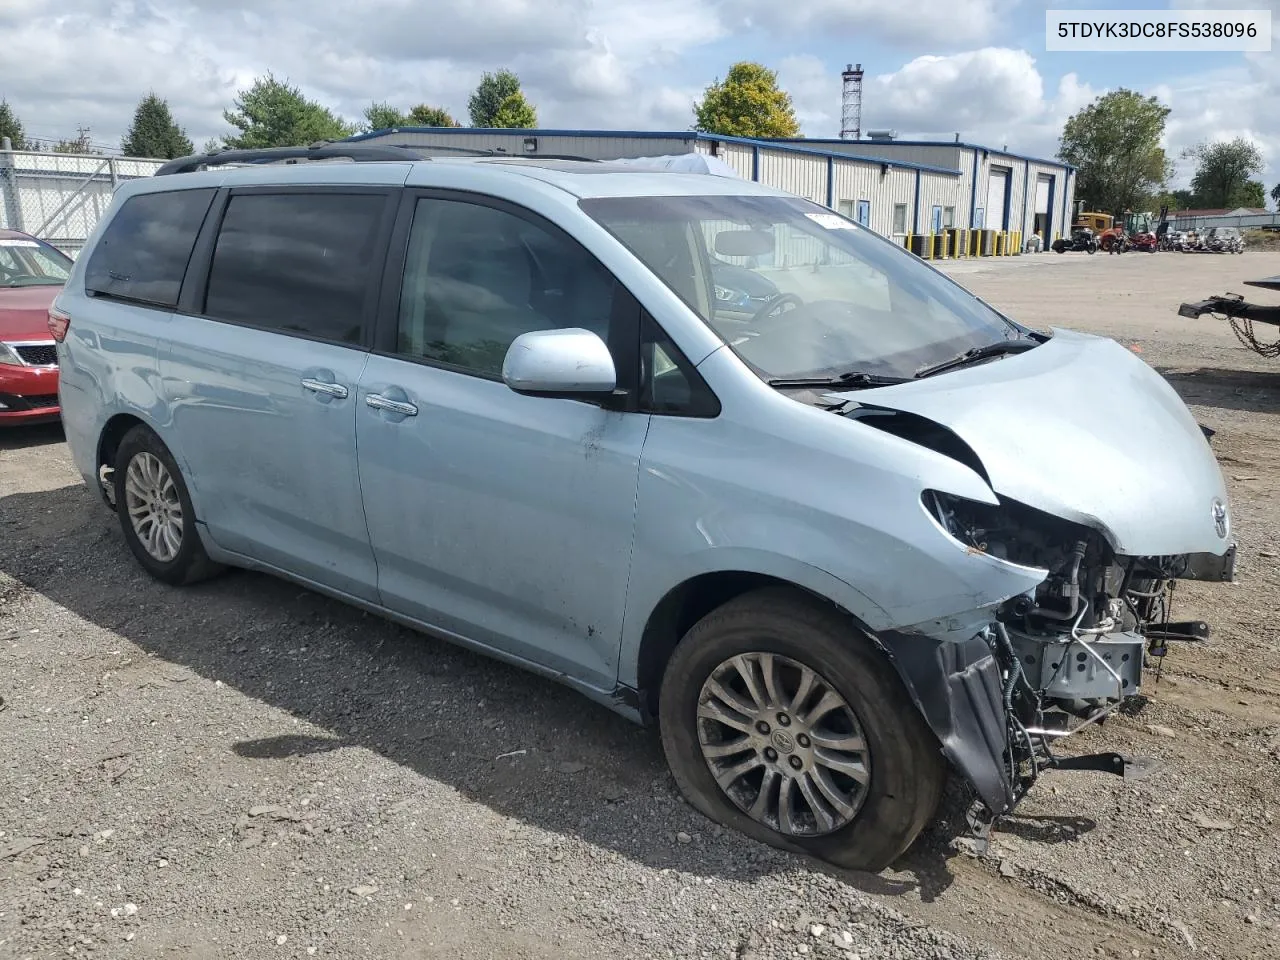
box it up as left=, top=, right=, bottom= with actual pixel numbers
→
left=52, top=144, right=1235, bottom=869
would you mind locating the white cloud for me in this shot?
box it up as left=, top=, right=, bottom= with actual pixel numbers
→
left=721, top=0, right=1020, bottom=47
left=1159, top=53, right=1280, bottom=191
left=0, top=0, right=715, bottom=148
left=0, top=1, right=1276, bottom=198
left=783, top=49, right=1093, bottom=160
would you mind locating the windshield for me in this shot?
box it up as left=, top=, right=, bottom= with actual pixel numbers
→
left=580, top=194, right=1025, bottom=382
left=0, top=237, right=73, bottom=287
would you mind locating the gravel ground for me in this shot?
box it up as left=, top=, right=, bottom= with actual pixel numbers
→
left=2, top=250, right=1278, bottom=960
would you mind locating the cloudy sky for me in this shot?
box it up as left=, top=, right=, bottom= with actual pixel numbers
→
left=1, top=0, right=1277, bottom=195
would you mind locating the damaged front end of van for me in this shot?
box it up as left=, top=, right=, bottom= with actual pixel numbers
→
left=829, top=330, right=1237, bottom=844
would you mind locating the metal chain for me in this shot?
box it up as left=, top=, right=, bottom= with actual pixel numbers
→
left=1222, top=311, right=1280, bottom=359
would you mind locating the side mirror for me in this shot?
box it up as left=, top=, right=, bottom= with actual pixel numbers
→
left=502, top=328, right=617, bottom=396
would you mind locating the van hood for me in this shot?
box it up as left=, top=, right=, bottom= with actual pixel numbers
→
left=835, top=329, right=1231, bottom=557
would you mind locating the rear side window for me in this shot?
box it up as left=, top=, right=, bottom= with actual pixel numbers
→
left=85, top=188, right=216, bottom=307
left=202, top=193, right=386, bottom=345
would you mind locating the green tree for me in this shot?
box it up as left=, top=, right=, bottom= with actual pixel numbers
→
left=201, top=138, right=221, bottom=154
left=468, top=69, right=527, bottom=127
left=362, top=101, right=407, bottom=132
left=222, top=74, right=354, bottom=149
left=1152, top=188, right=1195, bottom=212
left=1234, top=180, right=1266, bottom=209
left=0, top=99, right=28, bottom=150
left=490, top=92, right=537, bottom=128
left=693, top=62, right=800, bottom=139
left=121, top=93, right=193, bottom=159
left=1272, top=182, right=1280, bottom=211
left=52, top=135, right=98, bottom=155
left=407, top=104, right=459, bottom=127
left=1057, top=89, right=1171, bottom=216
left=1185, top=137, right=1265, bottom=209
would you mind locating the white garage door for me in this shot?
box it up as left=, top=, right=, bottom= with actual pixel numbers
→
left=1035, top=176, right=1051, bottom=214
left=986, top=168, right=1010, bottom=230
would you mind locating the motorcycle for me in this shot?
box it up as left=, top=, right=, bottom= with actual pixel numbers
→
left=1052, top=227, right=1098, bottom=254
left=1128, top=230, right=1159, bottom=253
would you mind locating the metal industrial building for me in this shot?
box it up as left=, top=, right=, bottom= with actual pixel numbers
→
left=346, top=127, right=1076, bottom=257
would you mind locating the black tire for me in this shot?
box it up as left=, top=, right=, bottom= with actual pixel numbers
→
left=114, top=424, right=223, bottom=586
left=658, top=587, right=946, bottom=871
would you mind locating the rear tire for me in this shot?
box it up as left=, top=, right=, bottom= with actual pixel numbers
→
left=658, top=587, right=945, bottom=871
left=114, top=425, right=222, bottom=586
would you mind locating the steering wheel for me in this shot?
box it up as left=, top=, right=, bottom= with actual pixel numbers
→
left=751, top=293, right=804, bottom=324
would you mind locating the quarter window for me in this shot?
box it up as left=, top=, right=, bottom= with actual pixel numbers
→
left=395, top=198, right=617, bottom=378
left=85, top=188, right=215, bottom=308
left=203, top=192, right=386, bottom=345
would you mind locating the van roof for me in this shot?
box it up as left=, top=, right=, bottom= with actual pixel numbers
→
left=137, top=151, right=791, bottom=202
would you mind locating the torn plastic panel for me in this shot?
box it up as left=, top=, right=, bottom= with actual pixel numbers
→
left=873, top=487, right=1236, bottom=840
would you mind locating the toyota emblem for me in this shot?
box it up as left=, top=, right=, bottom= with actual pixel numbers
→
left=1211, top=499, right=1228, bottom=539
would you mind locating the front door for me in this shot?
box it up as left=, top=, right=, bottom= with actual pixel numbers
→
left=355, top=193, right=650, bottom=689
left=162, top=188, right=395, bottom=601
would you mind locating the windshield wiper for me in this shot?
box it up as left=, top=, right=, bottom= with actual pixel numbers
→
left=767, top=371, right=909, bottom=390
left=913, top=339, right=1039, bottom=380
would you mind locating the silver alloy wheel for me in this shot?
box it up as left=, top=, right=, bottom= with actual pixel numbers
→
left=696, top=653, right=870, bottom=837
left=124, top=452, right=184, bottom=563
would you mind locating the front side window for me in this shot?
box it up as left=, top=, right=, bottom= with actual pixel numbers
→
left=0, top=238, right=73, bottom=288
left=203, top=192, right=385, bottom=344
left=395, top=197, right=617, bottom=378
left=85, top=188, right=215, bottom=307
left=582, top=194, right=1025, bottom=383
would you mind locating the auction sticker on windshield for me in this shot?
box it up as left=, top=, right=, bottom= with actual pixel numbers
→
left=805, top=213, right=856, bottom=231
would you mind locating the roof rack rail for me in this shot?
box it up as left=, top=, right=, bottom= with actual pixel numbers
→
left=490, top=154, right=600, bottom=162
left=154, top=142, right=427, bottom=176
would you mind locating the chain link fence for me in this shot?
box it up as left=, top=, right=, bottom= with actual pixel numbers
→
left=0, top=150, right=165, bottom=258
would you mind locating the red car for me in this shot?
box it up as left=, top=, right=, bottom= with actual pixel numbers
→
left=0, top=229, right=74, bottom=426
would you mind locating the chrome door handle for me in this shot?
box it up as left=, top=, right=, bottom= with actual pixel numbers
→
left=365, top=393, right=418, bottom=417
left=301, top=378, right=349, bottom=399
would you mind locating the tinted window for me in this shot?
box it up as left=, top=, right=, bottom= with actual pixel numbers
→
left=85, top=189, right=215, bottom=307
left=396, top=198, right=617, bottom=377
left=204, top=193, right=386, bottom=345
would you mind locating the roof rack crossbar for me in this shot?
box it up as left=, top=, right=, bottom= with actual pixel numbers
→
left=155, top=142, right=427, bottom=176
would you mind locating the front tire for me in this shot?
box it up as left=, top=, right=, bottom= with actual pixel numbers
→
left=114, top=425, right=222, bottom=586
left=658, top=588, right=945, bottom=871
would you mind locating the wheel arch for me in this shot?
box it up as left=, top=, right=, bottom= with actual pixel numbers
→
left=626, top=558, right=891, bottom=723
left=96, top=413, right=149, bottom=508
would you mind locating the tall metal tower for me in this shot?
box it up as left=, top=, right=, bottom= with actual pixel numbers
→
left=840, top=63, right=864, bottom=140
